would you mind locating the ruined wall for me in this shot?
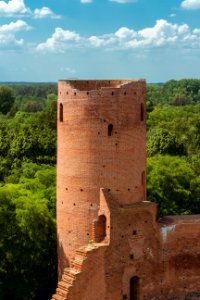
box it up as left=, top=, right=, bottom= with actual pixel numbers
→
left=159, top=215, right=200, bottom=300
left=57, top=80, right=146, bottom=274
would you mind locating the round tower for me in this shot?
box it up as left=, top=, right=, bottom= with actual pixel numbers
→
left=57, top=80, right=146, bottom=275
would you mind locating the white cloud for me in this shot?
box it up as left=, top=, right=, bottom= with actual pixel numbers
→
left=36, top=19, right=200, bottom=53
left=0, top=0, right=60, bottom=18
left=80, top=0, right=93, bottom=3
left=109, top=0, right=138, bottom=3
left=36, top=28, right=81, bottom=52
left=0, top=19, right=31, bottom=48
left=33, top=7, right=61, bottom=19
left=181, top=0, right=200, bottom=9
left=0, top=0, right=30, bottom=15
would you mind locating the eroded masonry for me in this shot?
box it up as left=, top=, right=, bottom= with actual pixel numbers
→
left=52, top=80, right=200, bottom=300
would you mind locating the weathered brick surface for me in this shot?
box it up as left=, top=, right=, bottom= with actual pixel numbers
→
left=53, top=80, right=200, bottom=300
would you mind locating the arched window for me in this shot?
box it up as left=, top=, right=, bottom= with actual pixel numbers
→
left=59, top=103, right=63, bottom=122
left=108, top=124, right=113, bottom=136
left=93, top=215, right=106, bottom=243
left=140, top=103, right=144, bottom=122
left=130, top=276, right=139, bottom=300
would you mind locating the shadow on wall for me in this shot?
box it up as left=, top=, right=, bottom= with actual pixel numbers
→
left=58, top=239, right=70, bottom=279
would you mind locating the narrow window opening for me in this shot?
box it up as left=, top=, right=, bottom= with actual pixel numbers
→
left=140, top=103, right=144, bottom=122
left=130, top=276, right=139, bottom=300
left=59, top=103, right=63, bottom=122
left=108, top=124, right=113, bottom=136
left=142, top=171, right=145, bottom=186
left=93, top=215, right=106, bottom=243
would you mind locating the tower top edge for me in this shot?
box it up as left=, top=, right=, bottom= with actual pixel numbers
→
left=58, top=79, right=146, bottom=91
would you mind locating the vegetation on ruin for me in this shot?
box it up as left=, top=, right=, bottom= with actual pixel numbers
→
left=0, top=80, right=199, bottom=299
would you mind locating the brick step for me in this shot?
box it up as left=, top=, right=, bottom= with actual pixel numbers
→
left=58, top=281, right=71, bottom=292
left=63, top=267, right=80, bottom=278
left=62, top=273, right=75, bottom=285
left=56, top=287, right=69, bottom=298
left=51, top=293, right=66, bottom=300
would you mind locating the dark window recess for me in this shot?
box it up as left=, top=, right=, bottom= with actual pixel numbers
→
left=130, top=276, right=140, bottom=300
left=108, top=124, right=113, bottom=136
left=93, top=215, right=106, bottom=242
left=60, top=103, right=63, bottom=122
left=141, top=171, right=145, bottom=186
left=140, top=103, right=144, bottom=122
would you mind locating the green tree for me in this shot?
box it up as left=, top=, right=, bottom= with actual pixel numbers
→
left=147, top=155, right=198, bottom=217
left=0, top=86, right=15, bottom=114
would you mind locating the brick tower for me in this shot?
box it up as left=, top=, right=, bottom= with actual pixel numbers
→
left=57, top=80, right=146, bottom=275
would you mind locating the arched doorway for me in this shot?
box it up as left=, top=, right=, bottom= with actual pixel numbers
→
left=130, top=276, right=139, bottom=300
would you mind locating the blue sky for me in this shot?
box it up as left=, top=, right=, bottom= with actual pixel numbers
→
left=0, top=0, right=200, bottom=82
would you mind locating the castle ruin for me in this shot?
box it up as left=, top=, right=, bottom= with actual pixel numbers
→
left=52, top=80, right=200, bottom=300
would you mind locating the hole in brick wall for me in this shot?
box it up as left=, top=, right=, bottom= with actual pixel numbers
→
left=93, top=215, right=106, bottom=242
left=141, top=171, right=145, bottom=185
left=128, top=224, right=131, bottom=226
left=134, top=92, right=137, bottom=95
left=112, top=91, right=114, bottom=95
left=90, top=204, right=93, bottom=207
left=108, top=124, right=113, bottom=136
left=130, top=254, right=134, bottom=260
left=80, top=189, right=83, bottom=192
left=123, top=295, right=128, bottom=300
left=62, top=202, right=63, bottom=205
left=130, top=276, right=140, bottom=300
left=140, top=103, right=144, bottom=122
left=115, top=143, right=118, bottom=146
left=59, top=103, right=63, bottom=122
left=115, top=131, right=117, bottom=134
left=108, top=189, right=111, bottom=192
left=98, top=132, right=100, bottom=135
left=128, top=188, right=131, bottom=191
left=66, top=91, right=68, bottom=95
left=66, top=188, right=68, bottom=191
left=124, top=91, right=127, bottom=95
left=111, top=226, right=113, bottom=229
left=104, top=120, right=106, bottom=123
left=103, top=165, right=105, bottom=168
left=87, top=233, right=89, bottom=236
left=74, top=92, right=76, bottom=96
left=133, top=230, right=137, bottom=235
left=121, top=235, right=124, bottom=238
left=73, top=203, right=76, bottom=206
left=87, top=91, right=89, bottom=95
left=145, top=220, right=148, bottom=223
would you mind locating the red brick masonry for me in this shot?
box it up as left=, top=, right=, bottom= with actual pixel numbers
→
left=52, top=80, right=200, bottom=300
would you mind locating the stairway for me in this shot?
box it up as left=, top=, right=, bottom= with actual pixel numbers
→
left=51, top=244, right=101, bottom=300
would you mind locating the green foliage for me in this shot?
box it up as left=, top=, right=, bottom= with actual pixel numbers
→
left=0, top=163, right=57, bottom=300
left=147, top=104, right=200, bottom=156
left=147, top=155, right=200, bottom=217
left=0, top=86, right=15, bottom=115
left=0, top=111, right=56, bottom=177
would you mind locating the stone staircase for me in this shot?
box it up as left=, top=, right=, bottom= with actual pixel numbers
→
left=51, top=244, right=103, bottom=300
